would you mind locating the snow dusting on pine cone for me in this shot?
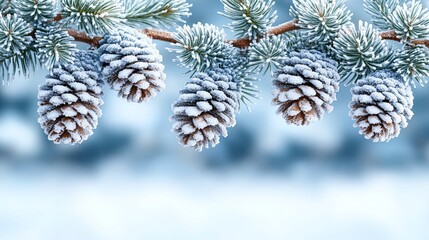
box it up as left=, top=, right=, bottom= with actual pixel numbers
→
left=99, top=28, right=166, bottom=103
left=171, top=68, right=240, bottom=151
left=350, top=70, right=414, bottom=142
left=38, top=50, right=104, bottom=145
left=272, top=49, right=340, bottom=126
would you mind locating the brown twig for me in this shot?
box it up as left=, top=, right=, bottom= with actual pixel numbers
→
left=67, top=30, right=103, bottom=46
left=227, top=19, right=300, bottom=48
left=140, top=29, right=176, bottom=44
left=379, top=30, right=429, bottom=48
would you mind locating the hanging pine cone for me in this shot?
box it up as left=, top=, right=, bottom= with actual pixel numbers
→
left=99, top=28, right=166, bottom=103
left=171, top=68, right=240, bottom=151
left=272, top=49, right=340, bottom=125
left=38, top=50, right=104, bottom=145
left=349, top=70, right=414, bottom=142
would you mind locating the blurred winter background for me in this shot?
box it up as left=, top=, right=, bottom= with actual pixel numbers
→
left=1, top=0, right=429, bottom=239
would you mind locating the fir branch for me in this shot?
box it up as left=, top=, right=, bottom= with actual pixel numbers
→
left=58, top=18, right=429, bottom=49
left=60, top=0, right=125, bottom=36
left=248, top=35, right=287, bottom=73
left=0, top=14, right=33, bottom=54
left=333, top=21, right=392, bottom=84
left=61, top=19, right=301, bottom=48
left=0, top=0, right=12, bottom=14
left=123, top=0, right=191, bottom=28
left=168, top=23, right=231, bottom=72
left=219, top=0, right=277, bottom=40
left=0, top=47, right=38, bottom=83
left=290, top=0, right=352, bottom=44
left=35, top=26, right=77, bottom=69
left=389, top=0, right=429, bottom=40
left=12, top=0, right=57, bottom=23
left=393, top=45, right=429, bottom=86
left=363, top=0, right=399, bottom=30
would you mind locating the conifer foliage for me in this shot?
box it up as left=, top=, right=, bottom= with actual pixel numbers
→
left=1, top=0, right=429, bottom=149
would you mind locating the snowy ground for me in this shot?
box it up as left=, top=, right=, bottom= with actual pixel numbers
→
left=1, top=168, right=429, bottom=240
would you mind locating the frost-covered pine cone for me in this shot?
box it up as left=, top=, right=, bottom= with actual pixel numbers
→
left=272, top=49, right=340, bottom=126
left=171, top=68, right=240, bottom=151
left=350, top=70, right=414, bottom=142
left=98, top=28, right=166, bottom=103
left=38, top=51, right=104, bottom=145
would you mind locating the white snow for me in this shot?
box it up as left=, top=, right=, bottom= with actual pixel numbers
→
left=185, top=106, right=203, bottom=117
left=61, top=93, right=79, bottom=103
left=61, top=106, right=78, bottom=117
left=378, top=114, right=393, bottom=124
left=299, top=98, right=312, bottom=112
left=299, top=85, right=317, bottom=97
left=68, top=82, right=87, bottom=92
left=53, top=85, right=71, bottom=94
left=287, top=103, right=300, bottom=116
left=366, top=105, right=383, bottom=115
left=211, top=101, right=226, bottom=112
left=370, top=92, right=385, bottom=101
left=367, top=115, right=381, bottom=124
left=192, top=116, right=208, bottom=129
left=59, top=74, right=74, bottom=82
left=63, top=118, right=77, bottom=131
left=128, top=73, right=145, bottom=83
left=136, top=80, right=150, bottom=90
left=181, top=123, right=196, bottom=134
left=283, top=75, right=304, bottom=85
left=203, top=114, right=219, bottom=126
left=285, top=88, right=302, bottom=101
left=193, top=130, right=204, bottom=141
left=193, top=90, right=210, bottom=100
left=121, top=55, right=138, bottom=64
left=49, top=96, right=64, bottom=106
left=383, top=92, right=398, bottom=103
left=129, top=62, right=149, bottom=70
left=196, top=101, right=213, bottom=112
left=121, top=47, right=143, bottom=55
left=100, top=53, right=120, bottom=62
left=118, top=69, right=134, bottom=79
left=378, top=102, right=394, bottom=112
left=354, top=94, right=373, bottom=104
left=73, top=103, right=89, bottom=115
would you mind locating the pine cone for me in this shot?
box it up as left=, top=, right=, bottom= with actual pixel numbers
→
left=99, top=28, right=166, bottom=103
left=350, top=70, right=414, bottom=142
left=171, top=68, right=240, bottom=151
left=272, top=49, right=340, bottom=125
left=38, top=51, right=104, bottom=145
